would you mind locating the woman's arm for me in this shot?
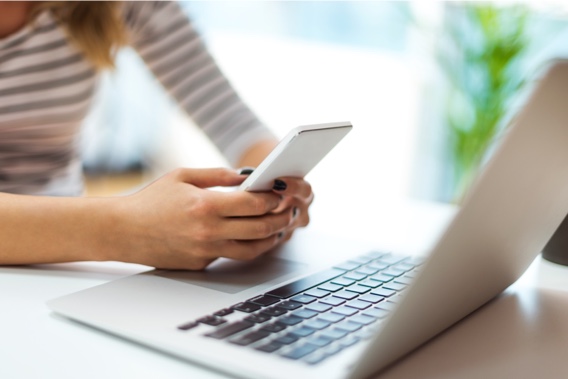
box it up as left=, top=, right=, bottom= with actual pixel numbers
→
left=0, top=168, right=294, bottom=269
left=236, top=139, right=278, bottom=169
left=124, top=1, right=277, bottom=167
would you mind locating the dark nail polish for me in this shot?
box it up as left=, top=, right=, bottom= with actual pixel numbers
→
left=273, top=179, right=287, bottom=191
left=293, top=207, right=299, bottom=218
left=238, top=167, right=254, bottom=175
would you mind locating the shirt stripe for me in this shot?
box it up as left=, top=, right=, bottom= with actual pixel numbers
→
left=0, top=1, right=274, bottom=196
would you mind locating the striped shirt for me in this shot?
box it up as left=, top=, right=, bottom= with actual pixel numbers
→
left=0, top=1, right=274, bottom=196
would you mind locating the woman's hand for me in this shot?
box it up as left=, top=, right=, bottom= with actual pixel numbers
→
left=269, top=177, right=314, bottom=243
left=112, top=168, right=295, bottom=270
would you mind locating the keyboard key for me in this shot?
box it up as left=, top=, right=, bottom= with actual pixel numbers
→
left=232, top=302, right=261, bottom=313
left=318, top=283, right=343, bottom=292
left=281, top=343, right=318, bottom=360
left=205, top=321, right=254, bottom=339
left=244, top=314, right=271, bottom=324
left=406, top=256, right=426, bottom=266
left=367, top=262, right=389, bottom=271
left=358, top=294, right=384, bottom=303
left=319, top=296, right=346, bottom=306
left=339, top=335, right=360, bottom=348
left=320, top=328, right=349, bottom=340
left=369, top=274, right=394, bottom=283
left=355, top=266, right=379, bottom=276
left=260, top=321, right=287, bottom=333
left=345, top=300, right=371, bottom=310
left=292, top=309, right=318, bottom=319
left=357, top=279, right=381, bottom=289
left=266, top=268, right=345, bottom=299
left=213, top=308, right=234, bottom=317
left=333, top=291, right=358, bottom=300
left=331, top=277, right=356, bottom=287
left=318, top=312, right=345, bottom=323
left=394, top=276, right=413, bottom=285
left=364, top=251, right=387, bottom=259
left=376, top=301, right=397, bottom=311
left=381, top=267, right=405, bottom=277
left=229, top=330, right=270, bottom=346
left=377, top=254, right=406, bottom=265
left=350, top=314, right=377, bottom=325
left=350, top=255, right=376, bottom=264
left=274, top=333, right=299, bottom=345
left=278, top=301, right=302, bottom=310
left=383, top=282, right=406, bottom=291
left=305, top=302, right=333, bottom=313
left=177, top=321, right=198, bottom=331
left=345, top=284, right=371, bottom=294
left=332, top=306, right=358, bottom=317
left=323, top=343, right=343, bottom=357
left=304, top=288, right=330, bottom=298
left=363, top=308, right=389, bottom=319
left=388, top=294, right=401, bottom=304
left=370, top=288, right=396, bottom=298
left=343, top=272, right=367, bottom=281
left=248, top=295, right=280, bottom=307
left=304, top=319, right=331, bottom=330
left=290, top=294, right=317, bottom=304
left=355, top=329, right=377, bottom=340
left=197, top=315, right=227, bottom=326
left=291, top=326, right=316, bottom=337
left=395, top=262, right=415, bottom=271
left=335, top=321, right=362, bottom=333
left=304, top=351, right=328, bottom=365
left=261, top=306, right=287, bottom=317
left=333, top=261, right=361, bottom=271
left=279, top=315, right=304, bottom=326
left=306, top=335, right=333, bottom=347
left=256, top=342, right=283, bottom=353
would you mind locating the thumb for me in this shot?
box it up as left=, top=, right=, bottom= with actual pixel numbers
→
left=173, top=167, right=245, bottom=188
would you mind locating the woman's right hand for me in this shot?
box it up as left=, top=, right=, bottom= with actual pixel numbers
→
left=110, top=168, right=295, bottom=270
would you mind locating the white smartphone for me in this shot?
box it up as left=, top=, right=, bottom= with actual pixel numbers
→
left=239, top=121, right=353, bottom=191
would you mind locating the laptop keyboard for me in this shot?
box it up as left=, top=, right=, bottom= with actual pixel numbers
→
left=176, top=251, right=424, bottom=365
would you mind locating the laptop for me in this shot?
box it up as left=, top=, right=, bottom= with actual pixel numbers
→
left=47, top=59, right=568, bottom=379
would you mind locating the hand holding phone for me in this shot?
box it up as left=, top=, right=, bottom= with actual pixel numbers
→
left=239, top=121, right=352, bottom=191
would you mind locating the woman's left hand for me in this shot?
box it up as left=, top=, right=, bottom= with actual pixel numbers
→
left=268, top=177, right=314, bottom=242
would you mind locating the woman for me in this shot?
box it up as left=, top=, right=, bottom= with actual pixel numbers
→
left=0, top=1, right=313, bottom=270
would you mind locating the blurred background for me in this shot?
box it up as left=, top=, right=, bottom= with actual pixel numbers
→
left=82, top=1, right=568, bottom=250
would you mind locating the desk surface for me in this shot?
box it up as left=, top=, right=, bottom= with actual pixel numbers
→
left=2, top=201, right=568, bottom=379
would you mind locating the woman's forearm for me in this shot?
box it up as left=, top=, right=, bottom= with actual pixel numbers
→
left=236, top=139, right=278, bottom=169
left=0, top=193, right=123, bottom=265
left=0, top=166, right=312, bottom=270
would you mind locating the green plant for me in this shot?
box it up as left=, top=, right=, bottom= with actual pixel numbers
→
left=439, top=3, right=530, bottom=200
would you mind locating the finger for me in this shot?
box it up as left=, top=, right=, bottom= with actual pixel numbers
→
left=221, top=210, right=294, bottom=240
left=220, top=234, right=283, bottom=261
left=213, top=190, right=283, bottom=217
left=172, top=167, right=245, bottom=188
left=271, top=195, right=294, bottom=214
left=272, top=177, right=312, bottom=199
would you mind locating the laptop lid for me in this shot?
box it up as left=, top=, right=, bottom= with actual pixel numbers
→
left=350, top=59, right=568, bottom=378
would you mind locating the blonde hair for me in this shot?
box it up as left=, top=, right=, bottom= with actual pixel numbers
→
left=32, top=1, right=128, bottom=70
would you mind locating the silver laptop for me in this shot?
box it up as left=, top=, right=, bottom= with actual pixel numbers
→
left=48, top=60, right=568, bottom=379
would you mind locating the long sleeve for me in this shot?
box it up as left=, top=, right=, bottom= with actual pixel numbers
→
left=123, top=1, right=275, bottom=166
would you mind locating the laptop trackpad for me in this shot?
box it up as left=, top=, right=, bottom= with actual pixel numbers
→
left=153, top=256, right=307, bottom=294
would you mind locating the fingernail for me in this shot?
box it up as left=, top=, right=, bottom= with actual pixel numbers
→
left=292, top=207, right=299, bottom=219
left=273, top=179, right=287, bottom=191
left=238, top=167, right=255, bottom=175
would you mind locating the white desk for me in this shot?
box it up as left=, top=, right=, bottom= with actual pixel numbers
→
left=2, top=201, right=568, bottom=379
